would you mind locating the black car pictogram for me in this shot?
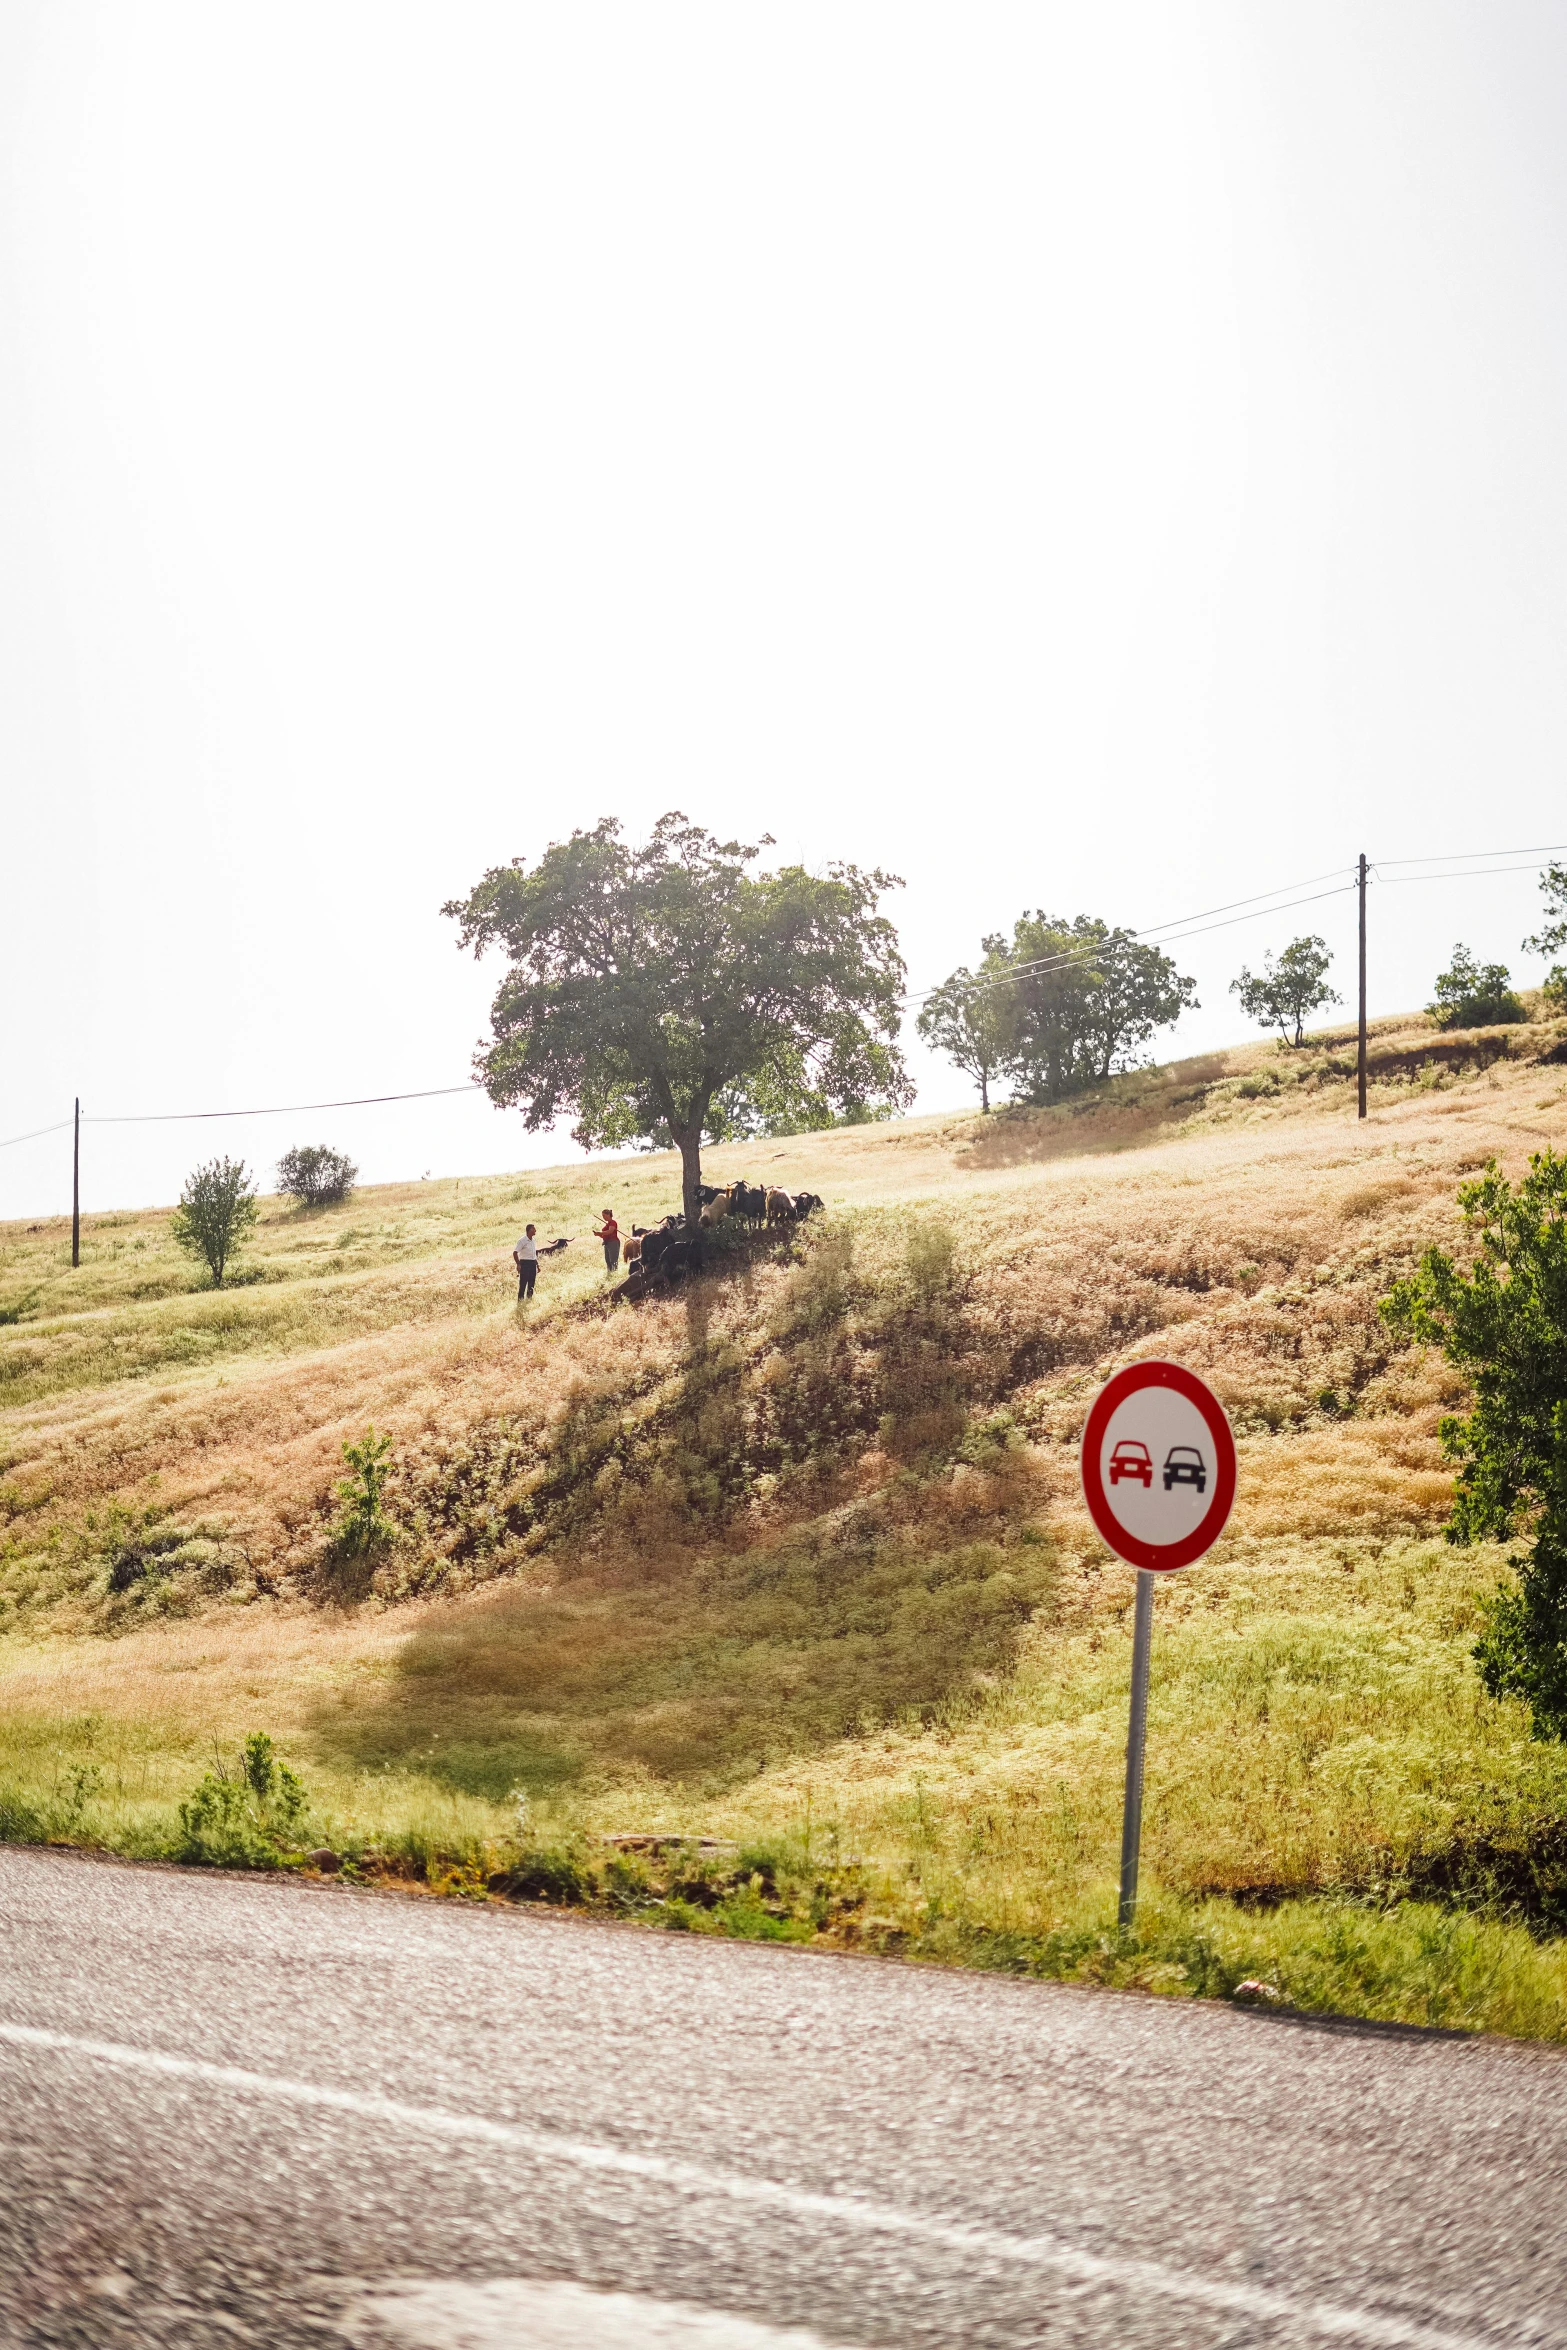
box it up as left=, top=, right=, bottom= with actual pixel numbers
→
left=1163, top=1445, right=1206, bottom=1494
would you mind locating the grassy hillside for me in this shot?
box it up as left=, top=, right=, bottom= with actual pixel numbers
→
left=6, top=1006, right=1567, bottom=2036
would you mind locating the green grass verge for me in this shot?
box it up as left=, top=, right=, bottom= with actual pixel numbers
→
left=3, top=1725, right=1566, bottom=2044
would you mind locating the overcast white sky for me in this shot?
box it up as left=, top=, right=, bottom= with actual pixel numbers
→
left=4, top=2, right=1567, bottom=1219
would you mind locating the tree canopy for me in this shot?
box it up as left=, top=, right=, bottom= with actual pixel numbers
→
left=916, top=915, right=1196, bottom=1108
left=1384, top=1151, right=1567, bottom=1739
left=996, top=914, right=1196, bottom=1105
left=1229, top=935, right=1339, bottom=1048
left=444, top=813, right=911, bottom=1222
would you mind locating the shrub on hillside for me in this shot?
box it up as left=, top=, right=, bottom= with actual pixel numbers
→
left=83, top=1504, right=249, bottom=1623
left=170, top=1157, right=258, bottom=1287
left=905, top=1219, right=957, bottom=1301
left=330, top=1427, right=397, bottom=1557
left=176, top=1732, right=309, bottom=1867
left=1428, top=945, right=1525, bottom=1030
left=277, top=1144, right=358, bottom=1208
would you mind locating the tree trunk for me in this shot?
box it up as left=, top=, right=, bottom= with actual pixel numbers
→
left=979, top=1071, right=989, bottom=1113
left=676, top=1130, right=703, bottom=1229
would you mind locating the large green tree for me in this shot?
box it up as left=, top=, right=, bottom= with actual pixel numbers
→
left=444, top=814, right=911, bottom=1225
left=994, top=913, right=1196, bottom=1104
left=1384, top=1151, right=1567, bottom=1739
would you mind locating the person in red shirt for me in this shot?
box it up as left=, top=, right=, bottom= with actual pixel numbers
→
left=595, top=1210, right=620, bottom=1273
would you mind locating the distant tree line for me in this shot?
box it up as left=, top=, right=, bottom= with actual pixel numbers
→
left=920, top=861, right=1567, bottom=1111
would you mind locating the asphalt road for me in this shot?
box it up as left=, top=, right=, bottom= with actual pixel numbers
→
left=0, top=1850, right=1564, bottom=2350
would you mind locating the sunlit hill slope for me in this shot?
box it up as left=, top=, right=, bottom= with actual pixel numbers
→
left=5, top=1006, right=1567, bottom=2037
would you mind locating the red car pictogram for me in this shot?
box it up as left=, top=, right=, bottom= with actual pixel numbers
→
left=1109, top=1440, right=1153, bottom=1487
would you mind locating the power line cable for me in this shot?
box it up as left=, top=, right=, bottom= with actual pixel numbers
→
left=1086, top=863, right=1355, bottom=940
left=1143, top=882, right=1358, bottom=944
left=0, top=1119, right=73, bottom=1154
left=1, top=1086, right=480, bottom=1156
left=85, top=1083, right=478, bottom=1126
left=908, top=864, right=1356, bottom=1000
left=1371, top=861, right=1563, bottom=885
left=915, top=880, right=1358, bottom=1004
left=916, top=845, right=1566, bottom=1005
left=1373, top=843, right=1567, bottom=869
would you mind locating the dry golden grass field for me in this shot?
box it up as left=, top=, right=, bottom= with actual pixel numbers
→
left=6, top=1007, right=1567, bottom=2036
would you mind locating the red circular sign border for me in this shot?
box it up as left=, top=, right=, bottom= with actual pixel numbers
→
left=1080, top=1360, right=1236, bottom=1572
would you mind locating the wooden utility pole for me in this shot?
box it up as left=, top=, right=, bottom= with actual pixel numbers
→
left=1357, top=854, right=1368, bottom=1121
left=72, top=1098, right=80, bottom=1268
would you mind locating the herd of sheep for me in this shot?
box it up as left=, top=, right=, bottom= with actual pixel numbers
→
left=617, top=1182, right=826, bottom=1297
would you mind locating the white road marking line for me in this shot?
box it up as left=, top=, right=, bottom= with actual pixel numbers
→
left=0, top=2021, right=1516, bottom=2350
left=344, top=2275, right=850, bottom=2348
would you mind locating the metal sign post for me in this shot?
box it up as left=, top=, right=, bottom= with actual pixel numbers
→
left=1080, top=1361, right=1238, bottom=1933
left=1118, top=1568, right=1155, bottom=1930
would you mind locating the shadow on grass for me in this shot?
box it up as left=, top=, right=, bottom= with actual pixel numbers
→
left=308, top=1524, right=1056, bottom=1801
left=308, top=1233, right=1056, bottom=1801
left=957, top=1056, right=1228, bottom=1170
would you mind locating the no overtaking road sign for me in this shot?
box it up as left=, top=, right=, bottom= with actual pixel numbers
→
left=1080, top=1360, right=1237, bottom=1571
left=1080, top=1360, right=1237, bottom=1928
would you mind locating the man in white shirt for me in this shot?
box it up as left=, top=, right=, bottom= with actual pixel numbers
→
left=513, top=1224, right=539, bottom=1301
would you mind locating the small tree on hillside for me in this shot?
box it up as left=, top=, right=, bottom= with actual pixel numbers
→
left=1230, top=936, right=1339, bottom=1048
left=1384, top=1151, right=1567, bottom=1739
left=171, top=1157, right=258, bottom=1287
left=277, top=1144, right=358, bottom=1208
left=444, top=814, right=911, bottom=1226
left=916, top=949, right=1013, bottom=1111
left=331, top=1427, right=396, bottom=1556
left=1428, top=944, right=1525, bottom=1030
